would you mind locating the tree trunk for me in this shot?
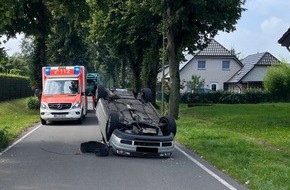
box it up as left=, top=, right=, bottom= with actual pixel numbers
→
left=32, top=0, right=47, bottom=89
left=127, top=45, right=142, bottom=93
left=145, top=47, right=160, bottom=107
left=167, top=6, right=180, bottom=119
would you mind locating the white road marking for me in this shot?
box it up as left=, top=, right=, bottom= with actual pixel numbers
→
left=175, top=145, right=237, bottom=190
left=0, top=124, right=42, bottom=156
left=0, top=123, right=236, bottom=190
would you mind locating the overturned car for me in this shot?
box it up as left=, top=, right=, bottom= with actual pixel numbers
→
left=95, top=86, right=176, bottom=157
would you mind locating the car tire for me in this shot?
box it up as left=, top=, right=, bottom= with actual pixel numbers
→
left=106, top=112, right=120, bottom=141
left=159, top=116, right=177, bottom=136
left=96, top=85, right=107, bottom=100
left=141, top=88, right=152, bottom=103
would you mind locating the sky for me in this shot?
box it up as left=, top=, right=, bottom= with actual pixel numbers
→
left=215, top=0, right=290, bottom=61
left=1, top=0, right=290, bottom=61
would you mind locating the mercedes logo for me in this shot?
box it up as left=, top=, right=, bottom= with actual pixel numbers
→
left=57, top=104, right=62, bottom=110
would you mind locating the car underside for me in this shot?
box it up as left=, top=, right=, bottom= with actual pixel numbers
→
left=95, top=86, right=176, bottom=157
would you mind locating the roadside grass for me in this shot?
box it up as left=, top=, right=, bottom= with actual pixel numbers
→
left=176, top=103, right=290, bottom=190
left=0, top=98, right=39, bottom=150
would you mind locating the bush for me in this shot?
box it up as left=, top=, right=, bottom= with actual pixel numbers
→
left=180, top=90, right=278, bottom=104
left=264, top=62, right=290, bottom=101
left=0, top=74, right=33, bottom=101
left=27, top=96, right=40, bottom=110
left=0, top=128, right=8, bottom=150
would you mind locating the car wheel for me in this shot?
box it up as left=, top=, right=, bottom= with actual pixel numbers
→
left=159, top=116, right=177, bottom=136
left=41, top=118, right=46, bottom=125
left=106, top=112, right=120, bottom=141
left=96, top=85, right=107, bottom=100
left=141, top=88, right=152, bottom=103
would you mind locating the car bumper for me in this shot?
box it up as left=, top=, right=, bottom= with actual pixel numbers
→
left=109, top=130, right=175, bottom=157
left=40, top=108, right=82, bottom=121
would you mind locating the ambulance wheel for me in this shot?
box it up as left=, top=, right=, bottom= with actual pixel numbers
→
left=41, top=118, right=46, bottom=125
left=77, top=111, right=84, bottom=124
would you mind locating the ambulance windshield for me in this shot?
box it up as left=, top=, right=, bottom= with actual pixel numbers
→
left=43, top=79, right=79, bottom=95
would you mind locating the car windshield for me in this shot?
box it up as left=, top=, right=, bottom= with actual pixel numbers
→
left=43, top=79, right=79, bottom=95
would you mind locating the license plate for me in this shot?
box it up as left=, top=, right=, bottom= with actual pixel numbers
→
left=54, top=115, right=66, bottom=118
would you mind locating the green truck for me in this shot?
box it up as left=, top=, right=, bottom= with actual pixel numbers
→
left=86, top=73, right=101, bottom=110
left=86, top=73, right=101, bottom=95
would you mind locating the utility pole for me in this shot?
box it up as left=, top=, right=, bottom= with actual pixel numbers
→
left=161, top=15, right=166, bottom=114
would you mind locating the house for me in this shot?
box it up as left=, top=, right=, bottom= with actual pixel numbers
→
left=179, top=39, right=243, bottom=93
left=157, top=39, right=280, bottom=93
left=226, top=52, right=280, bottom=92
left=278, top=27, right=290, bottom=52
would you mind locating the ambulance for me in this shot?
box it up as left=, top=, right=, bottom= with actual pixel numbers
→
left=40, top=66, right=88, bottom=125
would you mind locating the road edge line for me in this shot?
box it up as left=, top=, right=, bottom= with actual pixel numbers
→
left=0, top=124, right=42, bottom=156
left=175, top=145, right=237, bottom=190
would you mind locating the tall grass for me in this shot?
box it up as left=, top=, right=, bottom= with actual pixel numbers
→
left=176, top=103, right=290, bottom=190
left=0, top=98, right=39, bottom=150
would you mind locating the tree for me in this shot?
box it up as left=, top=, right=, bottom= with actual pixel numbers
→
left=0, top=0, right=50, bottom=88
left=0, top=0, right=93, bottom=88
left=87, top=0, right=163, bottom=97
left=46, top=0, right=92, bottom=67
left=147, top=0, right=246, bottom=118
left=186, top=75, right=205, bottom=91
left=0, top=47, right=8, bottom=73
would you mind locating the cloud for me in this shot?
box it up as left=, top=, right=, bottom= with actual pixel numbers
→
left=261, top=17, right=288, bottom=34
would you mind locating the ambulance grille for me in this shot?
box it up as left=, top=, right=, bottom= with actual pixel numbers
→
left=48, top=103, right=72, bottom=110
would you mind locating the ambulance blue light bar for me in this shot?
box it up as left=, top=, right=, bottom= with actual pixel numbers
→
left=74, top=66, right=80, bottom=74
left=45, top=67, right=51, bottom=75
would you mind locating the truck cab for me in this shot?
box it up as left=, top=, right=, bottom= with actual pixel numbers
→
left=86, top=72, right=101, bottom=110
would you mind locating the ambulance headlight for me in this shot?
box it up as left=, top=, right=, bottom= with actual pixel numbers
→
left=72, top=101, right=81, bottom=109
left=40, top=103, right=47, bottom=109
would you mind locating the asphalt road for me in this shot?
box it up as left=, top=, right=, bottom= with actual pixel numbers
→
left=0, top=111, right=248, bottom=190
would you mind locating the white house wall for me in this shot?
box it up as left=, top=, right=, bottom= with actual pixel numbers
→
left=180, top=58, right=242, bottom=91
left=241, top=66, right=269, bottom=82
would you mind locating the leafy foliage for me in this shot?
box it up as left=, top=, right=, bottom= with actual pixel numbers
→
left=186, top=75, right=205, bottom=90
left=27, top=96, right=40, bottom=110
left=0, top=48, right=9, bottom=73
left=0, top=127, right=8, bottom=149
left=264, top=62, right=290, bottom=101
left=180, top=89, right=276, bottom=104
left=147, top=0, right=246, bottom=118
left=46, top=0, right=92, bottom=67
left=86, top=0, right=162, bottom=93
left=1, top=0, right=246, bottom=118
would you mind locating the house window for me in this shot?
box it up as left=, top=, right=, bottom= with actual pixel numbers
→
left=222, top=60, right=230, bottom=70
left=198, top=61, right=206, bottom=70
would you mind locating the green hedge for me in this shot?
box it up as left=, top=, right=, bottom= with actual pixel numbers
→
left=180, top=90, right=281, bottom=104
left=0, top=74, right=33, bottom=102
